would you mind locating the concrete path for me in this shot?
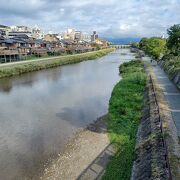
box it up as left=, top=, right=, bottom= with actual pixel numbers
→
left=0, top=51, right=96, bottom=68
left=144, top=57, right=180, bottom=136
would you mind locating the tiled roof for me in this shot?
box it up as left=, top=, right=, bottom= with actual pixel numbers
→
left=0, top=38, right=27, bottom=44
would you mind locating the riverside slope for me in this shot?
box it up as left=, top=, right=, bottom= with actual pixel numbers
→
left=0, top=48, right=115, bottom=79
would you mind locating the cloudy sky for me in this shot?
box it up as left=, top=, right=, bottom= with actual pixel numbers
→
left=0, top=0, right=180, bottom=38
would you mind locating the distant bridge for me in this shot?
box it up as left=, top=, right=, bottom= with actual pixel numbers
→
left=110, top=44, right=130, bottom=49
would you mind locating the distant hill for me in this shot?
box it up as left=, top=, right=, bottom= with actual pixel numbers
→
left=104, top=37, right=141, bottom=45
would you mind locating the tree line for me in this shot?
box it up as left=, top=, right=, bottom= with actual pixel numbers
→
left=138, top=24, right=180, bottom=60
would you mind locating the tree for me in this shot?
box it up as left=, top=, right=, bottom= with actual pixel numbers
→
left=167, top=24, right=180, bottom=55
left=139, top=37, right=167, bottom=59
left=139, top=38, right=148, bottom=50
left=131, top=42, right=139, bottom=48
left=91, top=43, right=101, bottom=50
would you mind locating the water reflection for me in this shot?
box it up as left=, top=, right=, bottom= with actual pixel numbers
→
left=0, top=49, right=135, bottom=179
left=0, top=67, right=64, bottom=93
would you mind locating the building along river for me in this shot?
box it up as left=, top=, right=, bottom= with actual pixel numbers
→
left=0, top=49, right=135, bottom=179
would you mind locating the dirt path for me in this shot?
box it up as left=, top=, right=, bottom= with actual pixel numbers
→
left=40, top=116, right=114, bottom=180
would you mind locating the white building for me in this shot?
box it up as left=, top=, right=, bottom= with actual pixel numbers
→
left=0, top=25, right=10, bottom=37
left=32, top=25, right=44, bottom=39
left=9, top=25, right=44, bottom=39
left=81, top=32, right=91, bottom=42
left=62, top=28, right=91, bottom=42
left=63, top=28, right=76, bottom=40
left=57, top=33, right=64, bottom=40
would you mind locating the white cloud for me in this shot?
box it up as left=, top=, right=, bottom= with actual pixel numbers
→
left=0, top=0, right=179, bottom=38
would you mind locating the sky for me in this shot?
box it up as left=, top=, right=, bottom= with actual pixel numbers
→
left=0, top=0, right=180, bottom=38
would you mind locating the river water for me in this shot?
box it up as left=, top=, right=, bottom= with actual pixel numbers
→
left=0, top=49, right=135, bottom=179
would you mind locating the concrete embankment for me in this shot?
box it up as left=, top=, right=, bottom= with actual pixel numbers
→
left=41, top=59, right=179, bottom=179
left=0, top=48, right=115, bottom=79
left=131, top=66, right=180, bottom=180
left=149, top=70, right=180, bottom=179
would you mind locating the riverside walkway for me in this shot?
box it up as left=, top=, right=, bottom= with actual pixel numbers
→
left=0, top=53, right=85, bottom=68
left=0, top=50, right=104, bottom=68
left=144, top=56, right=180, bottom=136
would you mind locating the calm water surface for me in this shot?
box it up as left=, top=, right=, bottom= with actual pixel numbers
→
left=0, top=49, right=135, bottom=179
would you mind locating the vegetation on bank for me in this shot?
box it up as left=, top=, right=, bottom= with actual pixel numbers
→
left=0, top=48, right=115, bottom=79
left=161, top=24, right=180, bottom=82
left=139, top=24, right=180, bottom=87
left=139, top=24, right=180, bottom=59
left=167, top=24, right=180, bottom=55
left=162, top=54, right=180, bottom=78
left=139, top=37, right=167, bottom=59
left=103, top=60, right=146, bottom=180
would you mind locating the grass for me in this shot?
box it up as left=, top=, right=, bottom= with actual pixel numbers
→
left=0, top=48, right=115, bottom=79
left=102, top=60, right=147, bottom=180
left=24, top=54, right=50, bottom=61
left=161, top=54, right=180, bottom=78
left=119, top=60, right=145, bottom=76
left=160, top=54, right=180, bottom=89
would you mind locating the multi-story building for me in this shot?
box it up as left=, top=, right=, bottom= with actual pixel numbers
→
left=74, top=31, right=82, bottom=41
left=10, top=26, right=31, bottom=32
left=91, top=31, right=98, bottom=42
left=57, top=33, right=63, bottom=40
left=31, top=26, right=44, bottom=39
left=0, top=25, right=10, bottom=37
left=43, top=34, right=59, bottom=42
left=68, top=28, right=76, bottom=40
left=8, top=31, right=32, bottom=38
left=9, top=25, right=44, bottom=39
left=63, top=28, right=76, bottom=40
left=63, top=29, right=91, bottom=42
left=81, top=32, right=91, bottom=42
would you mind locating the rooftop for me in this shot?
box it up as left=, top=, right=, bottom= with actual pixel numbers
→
left=0, top=25, right=10, bottom=29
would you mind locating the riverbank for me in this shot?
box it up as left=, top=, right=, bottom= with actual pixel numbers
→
left=40, top=59, right=146, bottom=180
left=0, top=48, right=115, bottom=79
left=40, top=116, right=114, bottom=180
left=131, top=63, right=180, bottom=179
left=150, top=68, right=179, bottom=179
left=102, top=60, right=147, bottom=179
left=0, top=49, right=129, bottom=180
left=131, top=75, right=170, bottom=179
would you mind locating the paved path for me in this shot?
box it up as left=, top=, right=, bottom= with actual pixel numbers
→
left=0, top=55, right=63, bottom=68
left=144, top=57, right=180, bottom=136
left=0, top=51, right=96, bottom=68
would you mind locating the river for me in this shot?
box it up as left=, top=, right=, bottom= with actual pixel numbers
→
left=0, top=49, right=135, bottom=179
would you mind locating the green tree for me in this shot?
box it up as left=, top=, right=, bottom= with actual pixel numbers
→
left=131, top=42, right=139, bottom=48
left=139, top=38, right=148, bottom=50
left=167, top=24, right=180, bottom=55
left=91, top=43, right=101, bottom=50
left=139, top=37, right=167, bottom=59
